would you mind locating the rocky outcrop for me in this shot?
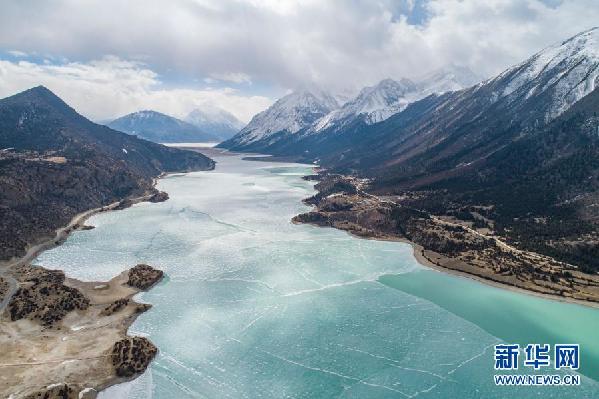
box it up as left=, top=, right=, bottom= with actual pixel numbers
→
left=7, top=265, right=89, bottom=326
left=111, top=337, right=158, bottom=378
left=126, top=264, right=164, bottom=290
left=24, top=383, right=77, bottom=399
left=1, top=264, right=164, bottom=398
left=296, top=174, right=599, bottom=304
left=148, top=191, right=169, bottom=203
left=100, top=298, right=130, bottom=316
left=0, top=276, right=9, bottom=303
left=24, top=384, right=96, bottom=399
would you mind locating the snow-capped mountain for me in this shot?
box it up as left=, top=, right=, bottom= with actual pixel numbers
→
left=221, top=68, right=480, bottom=151
left=223, top=28, right=599, bottom=157
left=185, top=106, right=244, bottom=141
left=304, top=27, right=599, bottom=175
left=219, top=89, right=338, bottom=150
left=313, top=67, right=480, bottom=133
left=314, top=78, right=417, bottom=131
left=108, top=110, right=220, bottom=143
left=488, top=26, right=599, bottom=121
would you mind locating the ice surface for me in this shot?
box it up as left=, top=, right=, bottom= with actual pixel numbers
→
left=35, top=154, right=599, bottom=398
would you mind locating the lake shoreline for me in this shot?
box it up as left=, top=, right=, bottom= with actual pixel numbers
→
left=28, top=152, right=599, bottom=397
left=0, top=263, right=163, bottom=398
left=293, top=173, right=599, bottom=310
left=0, top=176, right=170, bottom=398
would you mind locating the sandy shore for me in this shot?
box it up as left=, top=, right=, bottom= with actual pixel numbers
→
left=0, top=264, right=161, bottom=398
left=383, top=234, right=599, bottom=310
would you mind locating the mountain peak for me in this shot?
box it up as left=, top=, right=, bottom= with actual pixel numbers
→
left=312, top=71, right=477, bottom=132
left=8, top=85, right=67, bottom=107
left=185, top=106, right=244, bottom=140
left=417, top=65, right=482, bottom=95
left=282, top=88, right=339, bottom=110
left=219, top=88, right=338, bottom=149
left=108, top=110, right=220, bottom=143
left=127, top=110, right=167, bottom=119
left=28, top=85, right=53, bottom=94
left=563, top=26, right=599, bottom=44
left=1, top=86, right=84, bottom=124
left=347, top=78, right=418, bottom=121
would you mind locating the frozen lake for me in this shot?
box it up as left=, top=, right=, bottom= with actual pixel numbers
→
left=36, top=152, right=599, bottom=398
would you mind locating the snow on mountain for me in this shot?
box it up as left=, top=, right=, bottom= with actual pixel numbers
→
left=416, top=65, right=482, bottom=96
left=185, top=105, right=244, bottom=141
left=314, top=78, right=417, bottom=131
left=314, top=67, right=480, bottom=132
left=108, top=110, right=220, bottom=143
left=223, top=65, right=482, bottom=149
left=228, top=89, right=338, bottom=146
left=491, top=27, right=599, bottom=121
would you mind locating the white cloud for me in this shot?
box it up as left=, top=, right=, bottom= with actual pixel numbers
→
left=0, top=56, right=271, bottom=122
left=209, top=72, right=252, bottom=84
left=0, top=0, right=598, bottom=113
left=7, top=50, right=27, bottom=57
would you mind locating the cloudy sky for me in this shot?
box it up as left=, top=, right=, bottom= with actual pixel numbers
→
left=0, top=0, right=598, bottom=123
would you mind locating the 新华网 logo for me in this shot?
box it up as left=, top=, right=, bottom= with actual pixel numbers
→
left=493, top=343, right=580, bottom=386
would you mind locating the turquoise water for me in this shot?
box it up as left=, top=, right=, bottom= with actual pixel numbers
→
left=35, top=153, right=599, bottom=398
left=380, top=271, right=599, bottom=380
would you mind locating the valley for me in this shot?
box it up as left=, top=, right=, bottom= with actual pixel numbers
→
left=2, top=16, right=599, bottom=399
left=221, top=27, right=599, bottom=298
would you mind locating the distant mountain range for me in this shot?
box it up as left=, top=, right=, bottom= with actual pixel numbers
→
left=221, top=89, right=340, bottom=151
left=220, top=27, right=599, bottom=273
left=185, top=106, right=244, bottom=140
left=0, top=86, right=214, bottom=260
left=219, top=65, right=480, bottom=152
left=108, top=107, right=243, bottom=144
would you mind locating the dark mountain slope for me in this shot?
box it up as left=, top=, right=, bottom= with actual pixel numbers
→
left=405, top=87, right=599, bottom=272
left=0, top=86, right=214, bottom=260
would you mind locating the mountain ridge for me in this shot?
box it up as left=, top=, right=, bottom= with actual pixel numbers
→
left=108, top=110, right=221, bottom=143
left=0, top=86, right=215, bottom=260
left=185, top=106, right=244, bottom=140
left=219, top=89, right=339, bottom=151
left=220, top=66, right=481, bottom=151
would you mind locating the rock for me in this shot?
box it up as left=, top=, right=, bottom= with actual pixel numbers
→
left=126, top=264, right=163, bottom=290
left=78, top=387, right=97, bottom=399
left=148, top=191, right=169, bottom=203
left=100, top=298, right=129, bottom=316
left=135, top=303, right=152, bottom=313
left=301, top=174, right=321, bottom=181
left=111, top=337, right=158, bottom=378
left=113, top=199, right=134, bottom=210
left=0, top=276, right=9, bottom=303
left=24, top=383, right=77, bottom=399
left=7, top=266, right=89, bottom=326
